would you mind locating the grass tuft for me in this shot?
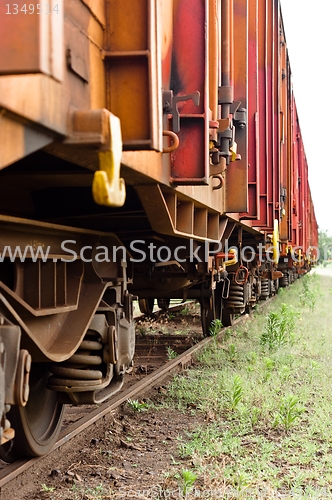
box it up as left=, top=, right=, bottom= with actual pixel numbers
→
left=176, top=469, right=197, bottom=496
left=127, top=399, right=149, bottom=412
left=272, top=394, right=306, bottom=432
left=228, top=374, right=243, bottom=410
left=166, top=346, right=178, bottom=360
left=260, top=303, right=297, bottom=350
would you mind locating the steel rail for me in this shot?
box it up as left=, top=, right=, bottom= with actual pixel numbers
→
left=133, top=300, right=192, bottom=319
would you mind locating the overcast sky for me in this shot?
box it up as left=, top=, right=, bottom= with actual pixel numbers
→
left=280, top=0, right=332, bottom=235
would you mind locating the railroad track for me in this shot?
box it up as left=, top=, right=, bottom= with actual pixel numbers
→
left=133, top=299, right=192, bottom=319
left=0, top=298, right=271, bottom=494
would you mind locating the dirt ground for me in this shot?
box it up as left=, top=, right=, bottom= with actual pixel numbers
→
left=1, top=304, right=209, bottom=500
left=4, top=390, right=205, bottom=500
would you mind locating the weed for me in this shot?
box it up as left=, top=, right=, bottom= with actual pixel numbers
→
left=224, top=328, right=232, bottom=340
left=307, top=360, right=319, bottom=383
left=209, top=318, right=223, bottom=337
left=228, top=375, right=243, bottom=410
left=300, top=273, right=320, bottom=310
left=260, top=304, right=297, bottom=350
left=250, top=406, right=261, bottom=427
left=40, top=484, right=55, bottom=493
left=176, top=469, right=198, bottom=496
left=180, top=306, right=190, bottom=316
left=232, top=471, right=251, bottom=492
left=246, top=351, right=257, bottom=372
left=228, top=343, right=238, bottom=361
left=127, top=399, right=149, bottom=412
left=261, top=312, right=280, bottom=350
left=273, top=394, right=305, bottom=431
left=166, top=346, right=178, bottom=360
left=279, top=364, right=291, bottom=381
left=84, top=484, right=107, bottom=499
left=262, top=357, right=275, bottom=382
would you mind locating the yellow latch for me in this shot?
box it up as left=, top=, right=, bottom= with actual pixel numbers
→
left=230, top=141, right=241, bottom=162
left=230, top=141, right=237, bottom=162
left=224, top=248, right=238, bottom=267
left=271, top=219, right=279, bottom=264
left=92, top=113, right=126, bottom=207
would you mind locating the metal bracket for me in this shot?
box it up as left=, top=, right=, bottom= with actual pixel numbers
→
left=222, top=277, right=230, bottom=299
left=218, top=86, right=234, bottom=105
left=234, top=107, right=247, bottom=129
left=104, top=326, right=118, bottom=365
left=0, top=319, right=21, bottom=406
left=214, top=101, right=246, bottom=162
left=65, top=109, right=126, bottom=208
left=163, top=89, right=200, bottom=133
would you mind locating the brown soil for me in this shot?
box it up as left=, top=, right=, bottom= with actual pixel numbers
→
left=1, top=304, right=208, bottom=500
left=13, top=394, right=207, bottom=500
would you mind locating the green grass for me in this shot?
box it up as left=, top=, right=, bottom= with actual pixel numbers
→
left=127, top=398, right=149, bottom=412
left=159, top=272, right=332, bottom=496
left=166, top=346, right=178, bottom=360
left=176, top=469, right=198, bottom=496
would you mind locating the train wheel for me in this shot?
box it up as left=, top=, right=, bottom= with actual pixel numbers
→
left=222, top=308, right=234, bottom=327
left=138, top=298, right=155, bottom=315
left=0, top=363, right=64, bottom=462
left=157, top=298, right=170, bottom=311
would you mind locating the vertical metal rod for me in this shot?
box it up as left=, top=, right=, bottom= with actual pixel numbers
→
left=209, top=0, right=220, bottom=136
left=220, top=0, right=233, bottom=162
left=38, top=259, right=41, bottom=309
left=221, top=0, right=231, bottom=91
left=54, top=261, right=57, bottom=308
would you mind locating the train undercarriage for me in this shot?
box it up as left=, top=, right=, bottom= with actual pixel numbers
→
left=0, top=160, right=309, bottom=460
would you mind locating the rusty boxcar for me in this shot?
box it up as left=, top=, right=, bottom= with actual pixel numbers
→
left=0, top=0, right=318, bottom=459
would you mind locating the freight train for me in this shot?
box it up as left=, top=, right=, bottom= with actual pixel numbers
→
left=0, top=0, right=318, bottom=460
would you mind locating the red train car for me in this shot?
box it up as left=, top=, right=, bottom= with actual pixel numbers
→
left=0, top=0, right=317, bottom=459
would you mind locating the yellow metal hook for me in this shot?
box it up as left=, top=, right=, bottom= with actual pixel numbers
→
left=92, top=113, right=126, bottom=207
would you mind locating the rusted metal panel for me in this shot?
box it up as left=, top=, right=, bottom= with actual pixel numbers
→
left=226, top=0, right=248, bottom=213
left=169, top=0, right=209, bottom=184
left=0, top=115, right=53, bottom=170
left=244, top=0, right=280, bottom=232
left=307, top=189, right=318, bottom=253
left=135, top=184, right=225, bottom=241
left=271, top=0, right=280, bottom=227
left=244, top=0, right=260, bottom=220
left=104, top=0, right=162, bottom=151
left=279, top=16, right=290, bottom=243
left=209, top=0, right=220, bottom=141
left=78, top=0, right=106, bottom=26
left=289, top=101, right=306, bottom=251
left=0, top=0, right=63, bottom=81
left=294, top=118, right=310, bottom=254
